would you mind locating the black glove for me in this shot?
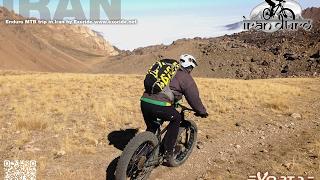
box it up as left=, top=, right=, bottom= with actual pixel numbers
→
left=194, top=112, right=209, bottom=118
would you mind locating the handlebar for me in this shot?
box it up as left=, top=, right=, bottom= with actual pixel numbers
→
left=176, top=103, right=209, bottom=118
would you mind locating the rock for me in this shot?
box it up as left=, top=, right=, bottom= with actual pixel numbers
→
left=235, top=144, right=241, bottom=149
left=310, top=50, right=320, bottom=59
left=291, top=113, right=302, bottom=119
left=282, top=163, right=293, bottom=170
left=251, top=58, right=257, bottom=62
left=231, top=44, right=238, bottom=48
left=226, top=167, right=231, bottom=173
left=309, top=154, right=318, bottom=159
left=270, top=46, right=281, bottom=55
left=197, top=141, right=204, bottom=149
left=235, top=122, right=241, bottom=127
left=281, top=65, right=289, bottom=73
left=124, top=122, right=132, bottom=126
left=260, top=149, right=268, bottom=153
left=284, top=53, right=298, bottom=61
left=54, top=150, right=66, bottom=159
left=261, top=60, right=269, bottom=66
left=235, top=69, right=244, bottom=78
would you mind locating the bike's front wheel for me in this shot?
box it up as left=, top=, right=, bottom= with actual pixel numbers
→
left=166, top=120, right=198, bottom=167
left=115, top=131, right=159, bottom=180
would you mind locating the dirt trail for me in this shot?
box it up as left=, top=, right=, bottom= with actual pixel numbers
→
left=149, top=80, right=320, bottom=179
left=150, top=116, right=319, bottom=179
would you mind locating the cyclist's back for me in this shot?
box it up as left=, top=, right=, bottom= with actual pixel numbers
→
left=140, top=54, right=208, bottom=159
left=141, top=67, right=206, bottom=115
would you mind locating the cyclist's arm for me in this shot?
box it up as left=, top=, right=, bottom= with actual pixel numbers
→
left=181, top=76, right=207, bottom=114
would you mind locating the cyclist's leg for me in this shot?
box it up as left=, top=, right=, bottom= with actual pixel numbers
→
left=141, top=101, right=161, bottom=133
left=141, top=102, right=181, bottom=155
left=154, top=107, right=181, bottom=155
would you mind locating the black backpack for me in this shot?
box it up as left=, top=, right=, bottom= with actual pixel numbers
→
left=144, top=59, right=180, bottom=94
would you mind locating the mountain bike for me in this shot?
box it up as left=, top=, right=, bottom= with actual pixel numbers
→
left=115, top=103, right=198, bottom=180
left=262, top=0, right=295, bottom=20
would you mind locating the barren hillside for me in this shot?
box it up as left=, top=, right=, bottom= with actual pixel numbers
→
left=0, top=71, right=319, bottom=179
left=302, top=7, right=320, bottom=23
left=91, top=7, right=320, bottom=79
left=0, top=7, right=118, bottom=72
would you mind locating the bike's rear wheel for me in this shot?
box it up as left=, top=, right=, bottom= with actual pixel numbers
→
left=115, top=131, right=159, bottom=180
left=278, top=8, right=295, bottom=20
left=166, top=120, right=198, bottom=167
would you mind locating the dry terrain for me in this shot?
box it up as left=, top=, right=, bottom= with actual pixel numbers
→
left=91, top=7, right=320, bottom=79
left=0, top=7, right=118, bottom=72
left=0, top=5, right=319, bottom=180
left=1, top=7, right=319, bottom=79
left=0, top=71, right=319, bottom=179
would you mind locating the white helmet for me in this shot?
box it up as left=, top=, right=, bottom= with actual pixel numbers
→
left=180, top=54, right=198, bottom=68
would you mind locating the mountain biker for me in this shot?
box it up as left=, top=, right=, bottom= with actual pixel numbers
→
left=140, top=54, right=208, bottom=160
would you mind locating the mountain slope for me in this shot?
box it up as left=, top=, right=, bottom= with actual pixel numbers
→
left=91, top=7, right=320, bottom=79
left=0, top=7, right=118, bottom=72
left=302, top=7, right=320, bottom=23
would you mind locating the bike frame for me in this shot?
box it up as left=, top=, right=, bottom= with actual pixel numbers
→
left=144, top=104, right=194, bottom=167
